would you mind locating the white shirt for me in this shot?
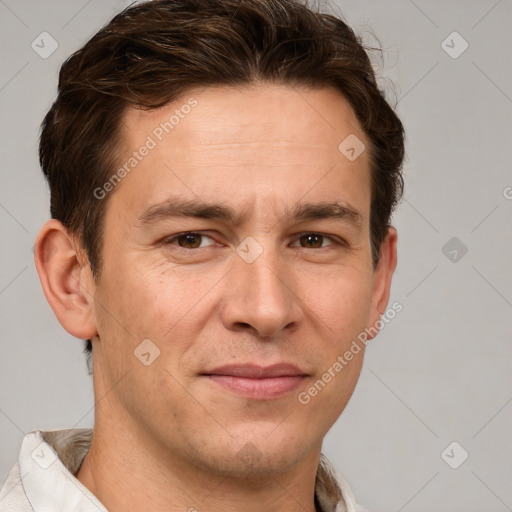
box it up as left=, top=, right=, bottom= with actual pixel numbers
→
left=0, top=429, right=368, bottom=512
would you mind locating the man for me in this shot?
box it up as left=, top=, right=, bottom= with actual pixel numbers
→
left=0, top=0, right=404, bottom=510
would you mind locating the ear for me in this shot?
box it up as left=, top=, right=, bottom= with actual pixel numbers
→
left=34, top=219, right=97, bottom=339
left=366, top=227, right=398, bottom=340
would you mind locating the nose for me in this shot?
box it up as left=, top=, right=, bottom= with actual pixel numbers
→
left=220, top=244, right=302, bottom=338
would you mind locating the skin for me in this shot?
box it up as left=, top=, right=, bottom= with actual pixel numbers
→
left=35, top=84, right=397, bottom=512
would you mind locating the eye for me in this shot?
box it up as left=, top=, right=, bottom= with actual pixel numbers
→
left=164, top=232, right=216, bottom=249
left=292, top=233, right=339, bottom=249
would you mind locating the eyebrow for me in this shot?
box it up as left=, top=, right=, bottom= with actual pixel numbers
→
left=138, top=198, right=242, bottom=225
left=138, top=196, right=363, bottom=228
left=293, top=202, right=363, bottom=227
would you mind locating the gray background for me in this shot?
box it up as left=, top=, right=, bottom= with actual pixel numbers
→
left=1, top=1, right=511, bottom=511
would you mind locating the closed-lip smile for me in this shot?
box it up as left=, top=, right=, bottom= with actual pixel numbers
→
left=202, top=363, right=308, bottom=400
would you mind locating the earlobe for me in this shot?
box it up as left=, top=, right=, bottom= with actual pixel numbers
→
left=34, top=219, right=97, bottom=340
left=366, top=227, right=398, bottom=340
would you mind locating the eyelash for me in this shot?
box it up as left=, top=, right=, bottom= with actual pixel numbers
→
left=162, top=232, right=347, bottom=250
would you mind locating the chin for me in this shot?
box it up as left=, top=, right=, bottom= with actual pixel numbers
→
left=184, top=428, right=317, bottom=479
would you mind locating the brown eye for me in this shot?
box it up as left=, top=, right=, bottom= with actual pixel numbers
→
left=163, top=232, right=217, bottom=250
left=299, top=234, right=324, bottom=248
left=176, top=233, right=203, bottom=248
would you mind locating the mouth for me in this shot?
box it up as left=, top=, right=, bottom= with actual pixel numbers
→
left=201, top=364, right=308, bottom=400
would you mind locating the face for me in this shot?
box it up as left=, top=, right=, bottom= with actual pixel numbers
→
left=89, top=84, right=391, bottom=476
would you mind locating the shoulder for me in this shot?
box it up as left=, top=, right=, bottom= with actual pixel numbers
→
left=0, top=462, right=33, bottom=512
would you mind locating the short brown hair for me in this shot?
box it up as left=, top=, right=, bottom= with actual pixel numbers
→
left=39, top=0, right=405, bottom=365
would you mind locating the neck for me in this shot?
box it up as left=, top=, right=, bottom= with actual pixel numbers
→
left=76, top=399, right=321, bottom=512
left=76, top=425, right=320, bottom=512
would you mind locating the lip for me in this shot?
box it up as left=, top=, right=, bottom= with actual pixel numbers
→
left=202, top=364, right=308, bottom=400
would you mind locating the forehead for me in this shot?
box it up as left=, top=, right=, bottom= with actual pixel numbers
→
left=112, top=84, right=371, bottom=222
left=122, top=83, right=365, bottom=150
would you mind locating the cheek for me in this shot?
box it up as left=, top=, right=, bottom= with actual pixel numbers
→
left=95, top=258, right=225, bottom=354
left=303, top=265, right=374, bottom=340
